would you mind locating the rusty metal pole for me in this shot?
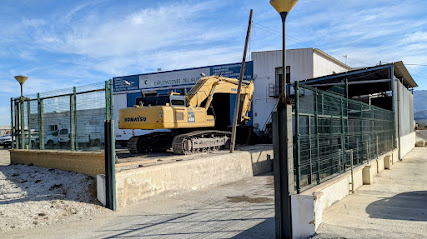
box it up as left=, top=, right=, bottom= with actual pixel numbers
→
left=230, top=9, right=253, bottom=153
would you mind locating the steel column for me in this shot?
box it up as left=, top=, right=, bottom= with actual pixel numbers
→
left=295, top=82, right=301, bottom=193
left=315, top=92, right=320, bottom=184
left=27, top=100, right=31, bottom=149
left=14, top=101, right=19, bottom=148
left=10, top=98, right=14, bottom=149
left=70, top=92, right=75, bottom=151
left=273, top=105, right=293, bottom=239
left=20, top=99, right=25, bottom=149
left=74, top=87, right=78, bottom=150
left=38, top=95, right=45, bottom=150
left=104, top=79, right=116, bottom=211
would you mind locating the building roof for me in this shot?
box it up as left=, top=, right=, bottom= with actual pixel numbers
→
left=303, top=61, right=417, bottom=89
left=252, top=48, right=352, bottom=70
left=312, top=48, right=352, bottom=71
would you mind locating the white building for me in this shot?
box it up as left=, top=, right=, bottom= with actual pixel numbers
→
left=250, top=48, right=351, bottom=133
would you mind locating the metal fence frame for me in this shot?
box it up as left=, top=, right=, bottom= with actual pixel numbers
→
left=294, top=82, right=396, bottom=193
left=11, top=84, right=106, bottom=151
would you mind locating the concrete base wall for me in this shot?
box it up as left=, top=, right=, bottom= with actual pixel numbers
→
left=291, top=149, right=397, bottom=239
left=10, top=149, right=104, bottom=176
left=108, top=146, right=273, bottom=209
left=400, top=132, right=415, bottom=158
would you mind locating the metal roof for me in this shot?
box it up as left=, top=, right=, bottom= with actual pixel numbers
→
left=303, top=61, right=417, bottom=89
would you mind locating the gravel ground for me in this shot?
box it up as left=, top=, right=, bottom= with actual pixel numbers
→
left=0, top=162, right=108, bottom=232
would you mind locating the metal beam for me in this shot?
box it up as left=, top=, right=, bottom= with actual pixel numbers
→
left=302, top=64, right=392, bottom=84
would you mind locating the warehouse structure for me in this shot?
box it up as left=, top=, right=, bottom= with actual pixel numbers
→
left=302, top=62, right=416, bottom=159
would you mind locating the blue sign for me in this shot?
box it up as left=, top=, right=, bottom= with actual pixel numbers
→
left=113, top=75, right=139, bottom=92
left=210, top=62, right=253, bottom=80
left=113, top=62, right=253, bottom=93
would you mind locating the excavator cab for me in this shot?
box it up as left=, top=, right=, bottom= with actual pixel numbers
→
left=169, top=93, right=186, bottom=106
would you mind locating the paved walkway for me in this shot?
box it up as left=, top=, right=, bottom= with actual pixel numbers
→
left=4, top=174, right=275, bottom=239
left=315, top=148, right=427, bottom=238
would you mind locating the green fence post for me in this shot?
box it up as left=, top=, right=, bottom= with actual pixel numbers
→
left=27, top=100, right=31, bottom=149
left=104, top=79, right=116, bottom=211
left=295, top=82, right=301, bottom=193
left=10, top=98, right=14, bottom=149
left=14, top=101, right=19, bottom=148
left=70, top=90, right=75, bottom=151
left=38, top=95, right=45, bottom=150
left=74, top=87, right=78, bottom=150
left=340, top=98, right=345, bottom=172
left=315, top=92, right=320, bottom=184
left=20, top=99, right=25, bottom=149
left=308, top=115, right=312, bottom=185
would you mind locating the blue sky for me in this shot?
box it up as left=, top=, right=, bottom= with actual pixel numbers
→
left=1, top=0, right=426, bottom=125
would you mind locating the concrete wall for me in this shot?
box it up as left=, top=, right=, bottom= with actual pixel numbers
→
left=109, top=146, right=273, bottom=209
left=312, top=50, right=349, bottom=78
left=394, top=79, right=415, bottom=159
left=400, top=132, right=416, bottom=158
left=10, top=149, right=104, bottom=175
left=291, top=149, right=398, bottom=239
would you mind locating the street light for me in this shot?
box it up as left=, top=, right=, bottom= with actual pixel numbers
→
left=14, top=75, right=28, bottom=100
left=270, top=0, right=297, bottom=103
left=14, top=75, right=28, bottom=149
left=269, top=1, right=298, bottom=238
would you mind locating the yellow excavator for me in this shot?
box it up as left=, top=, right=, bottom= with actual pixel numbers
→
left=118, top=75, right=254, bottom=154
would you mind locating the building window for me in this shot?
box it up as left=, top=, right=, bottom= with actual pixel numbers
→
left=273, top=66, right=290, bottom=97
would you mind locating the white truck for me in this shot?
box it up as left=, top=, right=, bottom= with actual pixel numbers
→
left=29, top=108, right=105, bottom=147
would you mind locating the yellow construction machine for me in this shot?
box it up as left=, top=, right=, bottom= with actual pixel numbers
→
left=118, top=75, right=254, bottom=154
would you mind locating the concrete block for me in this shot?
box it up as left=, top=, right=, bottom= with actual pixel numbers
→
left=384, top=155, right=392, bottom=169
left=363, top=165, right=373, bottom=185
left=115, top=150, right=261, bottom=209
left=291, top=194, right=316, bottom=239
left=10, top=149, right=105, bottom=175
left=97, top=174, right=106, bottom=206
left=415, top=140, right=425, bottom=147
left=377, top=157, right=385, bottom=173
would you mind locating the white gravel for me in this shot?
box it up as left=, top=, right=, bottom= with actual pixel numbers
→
left=0, top=164, right=108, bottom=232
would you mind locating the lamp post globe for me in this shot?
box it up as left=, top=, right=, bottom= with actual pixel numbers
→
left=14, top=75, right=28, bottom=99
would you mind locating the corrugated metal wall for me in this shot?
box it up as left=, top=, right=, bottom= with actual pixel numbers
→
left=395, top=79, right=414, bottom=136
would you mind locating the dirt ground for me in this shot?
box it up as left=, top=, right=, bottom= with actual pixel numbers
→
left=0, top=148, right=108, bottom=233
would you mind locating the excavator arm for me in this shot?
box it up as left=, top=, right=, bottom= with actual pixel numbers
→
left=185, top=75, right=254, bottom=123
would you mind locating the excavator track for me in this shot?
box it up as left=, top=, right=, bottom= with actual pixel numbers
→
left=127, top=132, right=173, bottom=154
left=172, top=130, right=231, bottom=155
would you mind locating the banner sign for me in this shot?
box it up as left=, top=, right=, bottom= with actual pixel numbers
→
left=113, top=62, right=253, bottom=93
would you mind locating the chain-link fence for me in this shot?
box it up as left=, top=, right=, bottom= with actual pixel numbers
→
left=294, top=82, right=396, bottom=193
left=11, top=81, right=109, bottom=151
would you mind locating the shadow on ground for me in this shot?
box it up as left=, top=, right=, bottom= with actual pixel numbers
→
left=94, top=205, right=275, bottom=238
left=366, top=191, right=427, bottom=222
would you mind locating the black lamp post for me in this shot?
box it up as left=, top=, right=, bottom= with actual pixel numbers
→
left=269, top=0, right=298, bottom=238
left=14, top=75, right=28, bottom=149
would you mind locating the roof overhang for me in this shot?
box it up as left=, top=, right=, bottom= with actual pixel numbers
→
left=302, top=62, right=417, bottom=93
left=393, top=61, right=417, bottom=88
